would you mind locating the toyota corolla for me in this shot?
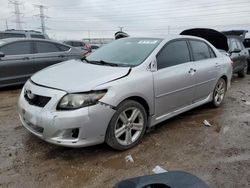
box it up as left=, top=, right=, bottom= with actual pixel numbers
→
left=18, top=36, right=232, bottom=150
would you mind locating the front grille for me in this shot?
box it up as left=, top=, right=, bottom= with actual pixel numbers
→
left=24, top=90, right=51, bottom=107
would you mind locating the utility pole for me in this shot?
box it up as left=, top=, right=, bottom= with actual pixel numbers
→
left=9, top=0, right=23, bottom=30
left=34, top=5, right=49, bottom=34
left=167, top=26, right=170, bottom=34
left=5, top=20, right=9, bottom=30
left=118, top=27, right=123, bottom=32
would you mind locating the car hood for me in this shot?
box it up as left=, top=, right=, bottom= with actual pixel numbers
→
left=31, top=59, right=130, bottom=92
left=180, top=28, right=229, bottom=51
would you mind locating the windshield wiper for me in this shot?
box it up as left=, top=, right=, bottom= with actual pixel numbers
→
left=86, top=59, right=118, bottom=67
left=81, top=56, right=90, bottom=63
left=97, top=60, right=118, bottom=67
left=82, top=57, right=119, bottom=67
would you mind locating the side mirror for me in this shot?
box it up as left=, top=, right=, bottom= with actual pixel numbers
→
left=0, top=52, right=5, bottom=58
left=230, top=48, right=241, bottom=54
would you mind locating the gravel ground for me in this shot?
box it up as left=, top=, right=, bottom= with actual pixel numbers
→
left=0, top=75, right=250, bottom=188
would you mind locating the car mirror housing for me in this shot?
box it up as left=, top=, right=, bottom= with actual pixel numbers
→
left=0, top=52, right=5, bottom=58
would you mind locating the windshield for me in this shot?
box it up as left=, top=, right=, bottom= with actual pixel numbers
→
left=86, top=38, right=162, bottom=67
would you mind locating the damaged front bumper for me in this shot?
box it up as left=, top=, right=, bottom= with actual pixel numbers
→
left=17, top=80, right=116, bottom=147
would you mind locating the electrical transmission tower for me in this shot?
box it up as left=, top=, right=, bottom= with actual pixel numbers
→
left=34, top=5, right=49, bottom=34
left=9, top=0, right=23, bottom=30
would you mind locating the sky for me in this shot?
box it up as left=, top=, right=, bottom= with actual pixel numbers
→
left=0, top=0, right=250, bottom=40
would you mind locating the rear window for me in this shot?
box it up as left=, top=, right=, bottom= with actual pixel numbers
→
left=0, top=33, right=25, bottom=39
left=31, top=34, right=45, bottom=39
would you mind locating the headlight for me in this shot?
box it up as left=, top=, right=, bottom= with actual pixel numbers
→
left=57, top=90, right=107, bottom=110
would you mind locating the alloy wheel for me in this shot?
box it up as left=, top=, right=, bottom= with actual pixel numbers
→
left=214, top=79, right=226, bottom=106
left=114, top=107, right=144, bottom=146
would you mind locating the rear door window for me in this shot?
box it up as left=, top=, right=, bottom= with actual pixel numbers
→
left=157, top=40, right=190, bottom=69
left=0, top=41, right=32, bottom=55
left=190, top=40, right=211, bottom=61
left=35, top=41, right=60, bottom=53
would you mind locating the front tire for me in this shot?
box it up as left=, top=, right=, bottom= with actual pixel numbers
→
left=238, top=65, right=247, bottom=78
left=212, top=78, right=226, bottom=107
left=105, top=100, right=147, bottom=150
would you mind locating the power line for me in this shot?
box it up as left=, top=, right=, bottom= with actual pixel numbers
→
left=8, top=0, right=23, bottom=30
left=34, top=4, right=49, bottom=34
left=50, top=0, right=249, bottom=11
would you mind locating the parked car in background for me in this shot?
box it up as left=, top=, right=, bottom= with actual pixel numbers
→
left=222, top=30, right=249, bottom=77
left=63, top=40, right=92, bottom=56
left=90, top=44, right=100, bottom=52
left=243, top=38, right=250, bottom=72
left=18, top=36, right=232, bottom=150
left=0, top=29, right=49, bottom=39
left=0, top=38, right=82, bottom=88
left=181, top=28, right=249, bottom=77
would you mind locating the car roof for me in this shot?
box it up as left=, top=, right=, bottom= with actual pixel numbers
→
left=127, top=35, right=211, bottom=41
left=0, top=38, right=71, bottom=47
left=2, top=29, right=43, bottom=34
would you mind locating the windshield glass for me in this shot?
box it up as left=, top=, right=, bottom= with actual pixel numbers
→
left=86, top=38, right=162, bottom=67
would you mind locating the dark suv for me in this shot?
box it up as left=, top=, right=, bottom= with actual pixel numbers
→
left=181, top=28, right=249, bottom=77
left=222, top=30, right=249, bottom=77
left=243, top=38, right=250, bottom=72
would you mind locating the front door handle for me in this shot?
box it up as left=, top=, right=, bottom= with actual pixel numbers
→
left=188, top=68, right=196, bottom=74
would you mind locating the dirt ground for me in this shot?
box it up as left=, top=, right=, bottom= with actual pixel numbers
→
left=0, top=76, right=250, bottom=188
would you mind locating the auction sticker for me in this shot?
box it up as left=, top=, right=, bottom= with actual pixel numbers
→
left=138, top=40, right=158, bottom=44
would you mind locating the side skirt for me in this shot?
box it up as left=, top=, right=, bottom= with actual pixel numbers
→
left=149, top=93, right=213, bottom=127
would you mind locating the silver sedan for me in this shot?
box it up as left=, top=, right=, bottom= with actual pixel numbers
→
left=18, top=36, right=232, bottom=150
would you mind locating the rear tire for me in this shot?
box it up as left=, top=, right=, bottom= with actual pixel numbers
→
left=212, top=78, right=226, bottom=107
left=105, top=100, right=147, bottom=150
